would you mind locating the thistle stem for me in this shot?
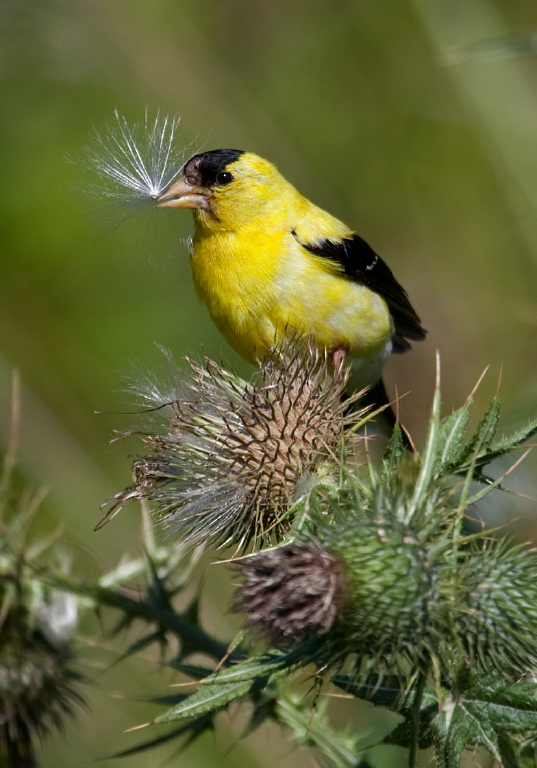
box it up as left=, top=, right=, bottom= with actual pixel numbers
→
left=409, top=671, right=426, bottom=768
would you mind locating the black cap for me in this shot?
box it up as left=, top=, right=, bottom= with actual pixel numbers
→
left=183, top=149, right=244, bottom=187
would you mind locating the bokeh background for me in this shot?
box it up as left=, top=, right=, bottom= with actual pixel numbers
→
left=2, top=1, right=537, bottom=765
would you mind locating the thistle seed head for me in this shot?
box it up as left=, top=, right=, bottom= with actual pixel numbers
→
left=0, top=627, right=83, bottom=762
left=105, top=343, right=366, bottom=551
left=234, top=542, right=347, bottom=645
left=0, top=555, right=83, bottom=763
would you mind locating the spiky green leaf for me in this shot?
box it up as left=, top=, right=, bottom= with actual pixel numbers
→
left=154, top=646, right=311, bottom=723
left=430, top=676, right=537, bottom=767
left=424, top=396, right=495, bottom=482
left=436, top=404, right=471, bottom=475
left=473, top=416, right=537, bottom=471
left=155, top=678, right=254, bottom=722
left=383, top=425, right=407, bottom=471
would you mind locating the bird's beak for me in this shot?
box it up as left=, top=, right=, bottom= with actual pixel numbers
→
left=157, top=177, right=211, bottom=212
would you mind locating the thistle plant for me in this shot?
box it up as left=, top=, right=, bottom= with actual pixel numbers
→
left=5, top=349, right=537, bottom=767
left=100, top=352, right=537, bottom=768
left=0, top=380, right=85, bottom=768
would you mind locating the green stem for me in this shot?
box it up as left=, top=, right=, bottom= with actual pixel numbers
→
left=408, top=672, right=426, bottom=768
left=46, top=574, right=240, bottom=663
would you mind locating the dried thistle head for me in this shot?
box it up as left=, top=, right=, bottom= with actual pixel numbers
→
left=234, top=542, right=347, bottom=645
left=0, top=588, right=83, bottom=765
left=103, top=342, right=367, bottom=551
left=0, top=499, right=83, bottom=765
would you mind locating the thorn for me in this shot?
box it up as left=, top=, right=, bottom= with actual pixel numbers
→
left=503, top=447, right=532, bottom=479
left=402, top=424, right=417, bottom=453
left=435, top=350, right=441, bottom=392
left=496, top=362, right=503, bottom=397
left=125, top=721, right=152, bottom=733
left=465, top=366, right=490, bottom=406
left=168, top=680, right=201, bottom=688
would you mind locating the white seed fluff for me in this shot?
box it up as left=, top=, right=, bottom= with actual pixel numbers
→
left=83, top=109, right=187, bottom=204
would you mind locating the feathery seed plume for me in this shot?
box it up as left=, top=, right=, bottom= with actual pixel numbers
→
left=82, top=109, right=187, bottom=205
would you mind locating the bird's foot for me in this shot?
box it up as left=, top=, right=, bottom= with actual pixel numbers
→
left=331, top=348, right=349, bottom=386
left=331, top=348, right=347, bottom=372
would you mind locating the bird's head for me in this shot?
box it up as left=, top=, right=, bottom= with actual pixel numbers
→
left=157, top=150, right=298, bottom=231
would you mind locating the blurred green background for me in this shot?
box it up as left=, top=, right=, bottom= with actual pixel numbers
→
left=2, top=0, right=537, bottom=765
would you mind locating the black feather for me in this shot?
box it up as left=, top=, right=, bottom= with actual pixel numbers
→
left=183, top=150, right=244, bottom=188
left=296, top=232, right=427, bottom=354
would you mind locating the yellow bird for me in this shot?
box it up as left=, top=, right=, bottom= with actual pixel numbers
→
left=158, top=149, right=426, bottom=430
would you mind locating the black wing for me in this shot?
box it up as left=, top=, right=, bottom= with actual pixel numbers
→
left=297, top=232, right=426, bottom=353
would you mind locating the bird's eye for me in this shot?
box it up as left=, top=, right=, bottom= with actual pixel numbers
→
left=215, top=171, right=234, bottom=186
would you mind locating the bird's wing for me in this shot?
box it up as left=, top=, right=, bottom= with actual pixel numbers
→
left=295, top=231, right=426, bottom=353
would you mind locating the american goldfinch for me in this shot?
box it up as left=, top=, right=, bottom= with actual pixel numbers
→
left=158, top=149, right=426, bottom=430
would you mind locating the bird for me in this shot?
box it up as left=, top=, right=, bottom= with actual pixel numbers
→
left=157, top=149, right=426, bottom=435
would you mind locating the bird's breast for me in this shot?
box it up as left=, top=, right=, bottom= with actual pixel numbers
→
left=190, top=227, right=393, bottom=366
left=190, top=227, right=283, bottom=362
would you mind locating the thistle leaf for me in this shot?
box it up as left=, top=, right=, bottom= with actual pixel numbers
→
left=436, top=403, right=471, bottom=475
left=473, top=416, right=537, bottom=470
left=450, top=396, right=501, bottom=475
left=155, top=678, right=254, bottom=723
left=383, top=424, right=407, bottom=471
left=431, top=676, right=537, bottom=767
left=154, top=646, right=310, bottom=723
